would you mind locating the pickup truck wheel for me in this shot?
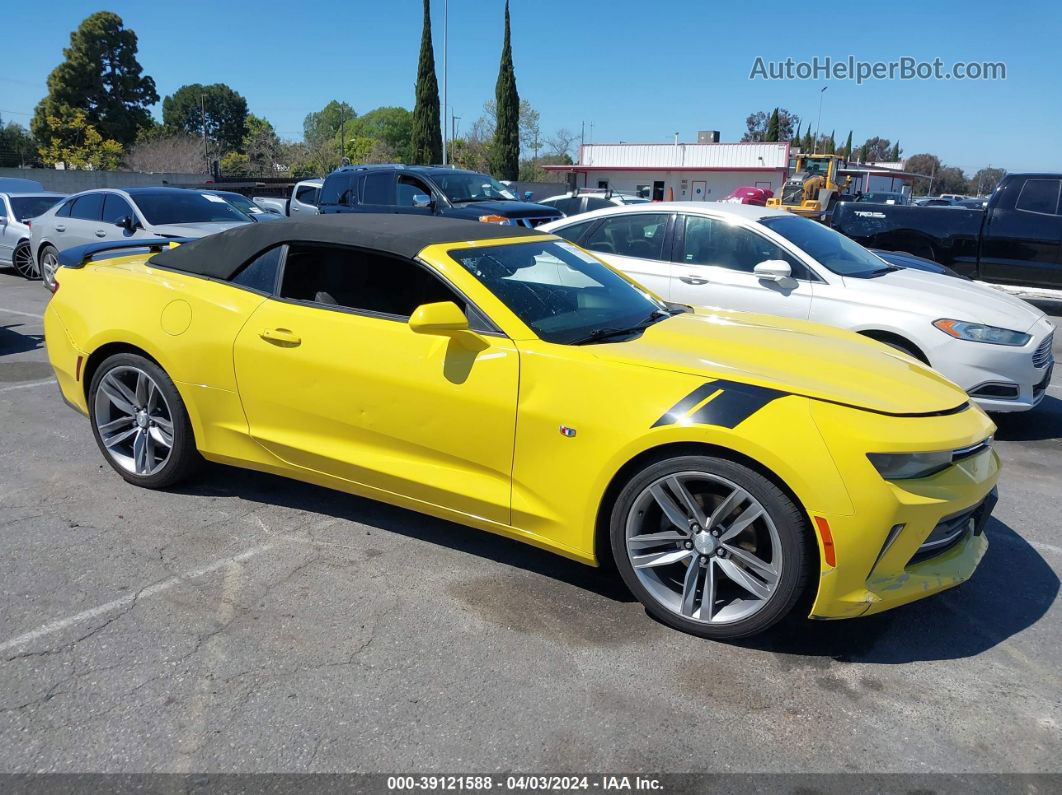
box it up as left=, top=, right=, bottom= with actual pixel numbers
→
left=609, top=455, right=810, bottom=640
left=88, top=353, right=201, bottom=489
left=38, top=245, right=59, bottom=290
left=12, top=242, right=38, bottom=279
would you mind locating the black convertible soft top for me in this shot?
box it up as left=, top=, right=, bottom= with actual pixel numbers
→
left=148, top=213, right=550, bottom=280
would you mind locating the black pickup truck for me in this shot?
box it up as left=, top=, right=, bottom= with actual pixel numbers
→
left=830, top=173, right=1062, bottom=290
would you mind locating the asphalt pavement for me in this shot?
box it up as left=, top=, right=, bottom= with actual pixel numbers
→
left=0, top=270, right=1059, bottom=774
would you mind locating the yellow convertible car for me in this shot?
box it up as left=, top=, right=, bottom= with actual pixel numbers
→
left=43, top=215, right=999, bottom=639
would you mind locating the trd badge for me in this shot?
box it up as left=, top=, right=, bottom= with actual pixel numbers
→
left=559, top=426, right=577, bottom=437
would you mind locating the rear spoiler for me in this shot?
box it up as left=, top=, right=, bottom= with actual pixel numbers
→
left=57, top=238, right=195, bottom=269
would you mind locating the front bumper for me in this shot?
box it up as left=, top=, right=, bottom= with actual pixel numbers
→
left=930, top=320, right=1054, bottom=413
left=808, top=399, right=999, bottom=619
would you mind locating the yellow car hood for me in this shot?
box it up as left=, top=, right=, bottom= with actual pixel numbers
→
left=592, top=308, right=968, bottom=415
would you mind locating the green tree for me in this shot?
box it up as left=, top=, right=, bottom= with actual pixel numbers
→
left=490, top=0, right=520, bottom=179
left=303, top=100, right=356, bottom=148
left=842, top=130, right=853, bottom=160
left=802, top=126, right=814, bottom=153
left=340, top=106, right=415, bottom=163
left=410, top=0, right=443, bottom=165
left=826, top=130, right=835, bottom=154
left=890, top=140, right=902, bottom=161
left=969, top=166, right=1004, bottom=196
left=0, top=117, right=39, bottom=167
left=37, top=107, right=122, bottom=170
left=242, top=114, right=281, bottom=175
left=764, top=108, right=780, bottom=142
left=935, top=166, right=968, bottom=195
left=860, top=136, right=892, bottom=163
left=162, top=83, right=248, bottom=154
left=791, top=122, right=801, bottom=149
left=742, top=108, right=799, bottom=143
left=31, top=12, right=157, bottom=148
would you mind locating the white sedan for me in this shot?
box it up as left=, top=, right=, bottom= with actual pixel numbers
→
left=540, top=203, right=1054, bottom=413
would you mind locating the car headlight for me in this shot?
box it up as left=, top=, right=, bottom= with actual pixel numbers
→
left=867, top=437, right=992, bottom=481
left=478, top=214, right=513, bottom=225
left=933, top=319, right=1030, bottom=346
left=867, top=451, right=954, bottom=480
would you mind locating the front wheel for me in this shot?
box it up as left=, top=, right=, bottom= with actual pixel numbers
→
left=610, top=455, right=811, bottom=640
left=39, top=244, right=59, bottom=290
left=13, top=242, right=38, bottom=279
left=88, top=353, right=200, bottom=488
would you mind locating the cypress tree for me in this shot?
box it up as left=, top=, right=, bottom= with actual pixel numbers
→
left=842, top=130, right=853, bottom=160
left=802, top=126, right=814, bottom=153
left=410, top=0, right=442, bottom=165
left=491, top=0, right=520, bottom=179
left=891, top=140, right=901, bottom=161
left=792, top=122, right=802, bottom=150
left=827, top=130, right=835, bottom=154
left=765, top=108, right=780, bottom=142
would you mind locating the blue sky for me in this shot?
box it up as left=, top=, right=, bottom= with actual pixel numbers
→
left=2, top=0, right=1058, bottom=173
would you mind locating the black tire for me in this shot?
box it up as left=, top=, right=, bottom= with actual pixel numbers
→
left=609, top=455, right=811, bottom=640
left=38, top=244, right=59, bottom=291
left=88, top=353, right=201, bottom=489
left=12, top=241, right=38, bottom=279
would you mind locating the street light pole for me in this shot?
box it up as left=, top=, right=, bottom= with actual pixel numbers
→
left=814, top=85, right=827, bottom=154
left=442, top=0, right=448, bottom=165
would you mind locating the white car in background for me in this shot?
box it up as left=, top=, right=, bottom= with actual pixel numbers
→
left=536, top=188, right=650, bottom=218
left=540, top=202, right=1054, bottom=413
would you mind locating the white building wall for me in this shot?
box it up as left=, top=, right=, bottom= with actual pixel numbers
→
left=578, top=169, right=786, bottom=200
left=580, top=143, right=789, bottom=170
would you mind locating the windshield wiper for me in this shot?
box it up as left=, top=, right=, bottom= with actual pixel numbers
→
left=569, top=311, right=669, bottom=346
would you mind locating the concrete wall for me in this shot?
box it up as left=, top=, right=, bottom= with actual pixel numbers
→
left=0, top=168, right=206, bottom=194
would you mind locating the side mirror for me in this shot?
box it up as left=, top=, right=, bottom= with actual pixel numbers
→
left=753, top=259, right=792, bottom=282
left=115, top=215, right=138, bottom=232
left=412, top=193, right=433, bottom=209
left=409, top=301, right=469, bottom=334
left=523, top=191, right=533, bottom=201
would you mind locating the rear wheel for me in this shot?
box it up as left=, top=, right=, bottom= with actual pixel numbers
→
left=88, top=353, right=200, bottom=488
left=12, top=242, right=38, bottom=279
left=39, top=244, right=59, bottom=290
left=610, top=455, right=810, bottom=639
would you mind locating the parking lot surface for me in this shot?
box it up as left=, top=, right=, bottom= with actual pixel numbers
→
left=1, top=270, right=1060, bottom=773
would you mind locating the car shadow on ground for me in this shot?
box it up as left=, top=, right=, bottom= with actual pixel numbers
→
left=992, top=395, right=1062, bottom=442
left=182, top=465, right=1056, bottom=663
left=0, top=323, right=43, bottom=356
left=179, top=463, right=635, bottom=603
left=736, top=517, right=1058, bottom=664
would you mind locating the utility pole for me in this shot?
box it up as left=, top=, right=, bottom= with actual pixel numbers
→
left=442, top=0, right=448, bottom=165
left=201, top=93, right=208, bottom=175
left=814, top=85, right=827, bottom=154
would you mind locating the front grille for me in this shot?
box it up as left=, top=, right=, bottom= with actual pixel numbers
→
left=781, top=184, right=805, bottom=204
left=1033, top=332, right=1054, bottom=369
left=514, top=216, right=561, bottom=228
left=907, top=489, right=996, bottom=566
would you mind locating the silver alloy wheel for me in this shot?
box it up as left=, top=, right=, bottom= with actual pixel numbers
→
left=93, top=366, right=175, bottom=477
left=13, top=244, right=38, bottom=279
left=40, top=249, right=59, bottom=289
left=625, top=471, right=783, bottom=624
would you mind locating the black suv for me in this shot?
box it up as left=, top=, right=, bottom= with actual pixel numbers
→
left=317, top=164, right=563, bottom=227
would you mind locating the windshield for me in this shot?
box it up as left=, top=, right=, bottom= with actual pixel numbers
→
left=798, top=158, right=830, bottom=178
left=432, top=172, right=517, bottom=203
left=9, top=196, right=64, bottom=221
left=215, top=192, right=264, bottom=215
left=860, top=192, right=904, bottom=203
left=448, top=241, right=668, bottom=344
left=759, top=215, right=890, bottom=277
left=132, top=192, right=250, bottom=225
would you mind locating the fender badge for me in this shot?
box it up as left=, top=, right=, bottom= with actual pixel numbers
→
left=559, top=426, right=577, bottom=438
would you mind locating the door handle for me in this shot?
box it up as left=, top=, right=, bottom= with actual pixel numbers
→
left=55, top=225, right=66, bottom=232
left=95, top=230, right=107, bottom=238
left=679, top=276, right=709, bottom=285
left=259, top=328, right=301, bottom=346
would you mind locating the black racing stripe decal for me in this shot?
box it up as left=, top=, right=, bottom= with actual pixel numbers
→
left=653, top=380, right=786, bottom=429
left=651, top=383, right=725, bottom=428
left=687, top=381, right=785, bottom=429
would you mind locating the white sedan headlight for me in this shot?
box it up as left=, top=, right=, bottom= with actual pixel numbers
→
left=933, top=319, right=1031, bottom=346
